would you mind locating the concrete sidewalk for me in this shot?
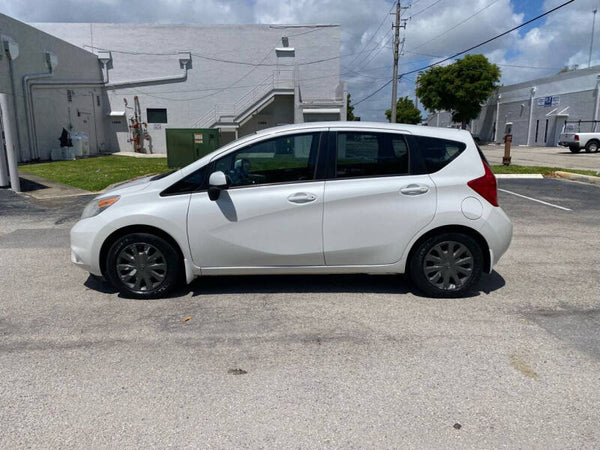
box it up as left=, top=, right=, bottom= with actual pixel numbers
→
left=480, top=144, right=600, bottom=172
left=17, top=171, right=93, bottom=199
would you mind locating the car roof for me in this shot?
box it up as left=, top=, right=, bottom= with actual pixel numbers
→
left=250, top=121, right=471, bottom=141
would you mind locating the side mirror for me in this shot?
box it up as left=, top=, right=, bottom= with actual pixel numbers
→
left=208, top=171, right=228, bottom=201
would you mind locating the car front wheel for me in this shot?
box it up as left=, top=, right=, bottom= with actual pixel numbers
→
left=409, top=232, right=483, bottom=298
left=106, top=232, right=181, bottom=299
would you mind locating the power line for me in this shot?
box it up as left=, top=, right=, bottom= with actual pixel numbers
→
left=354, top=79, right=395, bottom=106
left=410, top=0, right=444, bottom=18
left=356, top=29, right=395, bottom=70
left=348, top=2, right=397, bottom=67
left=127, top=69, right=378, bottom=100
left=411, top=0, right=502, bottom=51
left=84, top=45, right=344, bottom=67
left=403, top=0, right=575, bottom=77
left=404, top=50, right=564, bottom=70
left=353, top=0, right=576, bottom=106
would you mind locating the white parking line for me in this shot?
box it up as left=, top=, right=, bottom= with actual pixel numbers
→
left=498, top=188, right=573, bottom=211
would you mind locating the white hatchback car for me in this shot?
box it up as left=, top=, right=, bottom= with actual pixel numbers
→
left=71, top=122, right=512, bottom=299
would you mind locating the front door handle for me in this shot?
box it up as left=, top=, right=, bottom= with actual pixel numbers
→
left=400, top=184, right=429, bottom=196
left=287, top=192, right=317, bottom=204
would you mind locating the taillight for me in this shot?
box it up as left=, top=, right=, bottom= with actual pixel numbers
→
left=575, top=135, right=579, bottom=141
left=468, top=160, right=498, bottom=207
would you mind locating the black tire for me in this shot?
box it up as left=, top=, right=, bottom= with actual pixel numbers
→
left=409, top=232, right=483, bottom=298
left=585, top=140, right=599, bottom=153
left=106, top=233, right=181, bottom=299
left=569, top=146, right=581, bottom=153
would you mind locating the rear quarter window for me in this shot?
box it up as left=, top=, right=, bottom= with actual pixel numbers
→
left=414, top=135, right=467, bottom=173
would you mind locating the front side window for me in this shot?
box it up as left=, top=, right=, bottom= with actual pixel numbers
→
left=212, top=132, right=321, bottom=188
left=336, top=132, right=409, bottom=178
left=161, top=167, right=207, bottom=196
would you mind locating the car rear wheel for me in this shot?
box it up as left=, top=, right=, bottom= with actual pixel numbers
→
left=409, top=232, right=483, bottom=298
left=585, top=141, right=599, bottom=153
left=106, top=233, right=181, bottom=299
left=569, top=146, right=581, bottom=153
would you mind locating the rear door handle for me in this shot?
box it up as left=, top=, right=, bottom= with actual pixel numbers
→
left=287, top=192, right=317, bottom=204
left=400, top=184, right=429, bottom=196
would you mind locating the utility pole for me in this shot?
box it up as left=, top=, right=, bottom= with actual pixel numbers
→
left=391, top=1, right=408, bottom=123
left=589, top=9, right=598, bottom=68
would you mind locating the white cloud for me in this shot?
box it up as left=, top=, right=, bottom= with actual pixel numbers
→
left=1, top=0, right=598, bottom=121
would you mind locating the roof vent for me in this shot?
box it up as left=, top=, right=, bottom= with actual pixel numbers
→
left=178, top=51, right=192, bottom=69
left=98, top=51, right=112, bottom=67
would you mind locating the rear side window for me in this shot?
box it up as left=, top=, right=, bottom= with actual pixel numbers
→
left=336, top=132, right=409, bottom=178
left=414, top=136, right=466, bottom=173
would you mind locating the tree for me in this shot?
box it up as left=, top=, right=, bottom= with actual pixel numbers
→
left=385, top=96, right=422, bottom=124
left=416, top=54, right=500, bottom=129
left=346, top=93, right=356, bottom=121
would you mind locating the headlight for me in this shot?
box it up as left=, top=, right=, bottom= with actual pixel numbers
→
left=81, top=195, right=120, bottom=219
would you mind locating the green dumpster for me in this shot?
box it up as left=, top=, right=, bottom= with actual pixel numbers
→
left=166, top=128, right=220, bottom=168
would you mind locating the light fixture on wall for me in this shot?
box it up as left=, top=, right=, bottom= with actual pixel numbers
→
left=2, top=36, right=19, bottom=60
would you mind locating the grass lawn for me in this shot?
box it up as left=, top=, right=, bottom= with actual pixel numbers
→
left=19, top=155, right=172, bottom=192
left=18, top=155, right=598, bottom=192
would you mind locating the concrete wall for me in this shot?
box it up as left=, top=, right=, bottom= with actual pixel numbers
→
left=33, top=23, right=343, bottom=154
left=426, top=111, right=454, bottom=128
left=474, top=66, right=600, bottom=146
left=0, top=13, right=104, bottom=162
left=32, top=86, right=107, bottom=155
left=427, top=66, right=600, bottom=147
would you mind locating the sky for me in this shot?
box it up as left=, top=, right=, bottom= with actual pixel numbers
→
left=1, top=0, right=599, bottom=121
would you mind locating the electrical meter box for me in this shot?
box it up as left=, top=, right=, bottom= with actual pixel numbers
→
left=166, top=128, right=220, bottom=168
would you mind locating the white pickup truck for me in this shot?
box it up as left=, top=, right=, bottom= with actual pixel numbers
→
left=558, top=122, right=600, bottom=153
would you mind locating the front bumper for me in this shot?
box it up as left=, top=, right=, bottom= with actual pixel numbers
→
left=70, top=217, right=107, bottom=277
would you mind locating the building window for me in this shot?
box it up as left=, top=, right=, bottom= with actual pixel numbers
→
left=67, top=90, right=73, bottom=102
left=96, top=95, right=101, bottom=107
left=535, top=120, right=539, bottom=143
left=147, top=108, right=168, bottom=123
left=544, top=119, right=549, bottom=143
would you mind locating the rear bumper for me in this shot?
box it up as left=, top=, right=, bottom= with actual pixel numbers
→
left=480, top=206, right=513, bottom=270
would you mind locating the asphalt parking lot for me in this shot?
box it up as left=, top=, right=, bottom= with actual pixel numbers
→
left=1, top=177, right=599, bottom=448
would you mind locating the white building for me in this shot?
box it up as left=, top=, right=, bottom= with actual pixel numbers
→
left=34, top=22, right=346, bottom=152
left=0, top=14, right=345, bottom=191
left=427, top=65, right=600, bottom=147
